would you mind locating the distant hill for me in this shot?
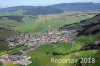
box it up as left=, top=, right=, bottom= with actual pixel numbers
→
left=0, top=3, right=100, bottom=16
left=59, top=14, right=100, bottom=35
left=51, top=3, right=100, bottom=11
left=78, top=14, right=100, bottom=35
left=0, top=6, right=64, bottom=15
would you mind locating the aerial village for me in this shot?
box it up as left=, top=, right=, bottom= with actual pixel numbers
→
left=0, top=29, right=78, bottom=66
left=7, top=29, right=77, bottom=48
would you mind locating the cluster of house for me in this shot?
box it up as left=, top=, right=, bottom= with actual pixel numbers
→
left=0, top=30, right=77, bottom=65
left=7, top=30, right=77, bottom=48
left=2, top=27, right=99, bottom=65
left=0, top=54, right=32, bottom=66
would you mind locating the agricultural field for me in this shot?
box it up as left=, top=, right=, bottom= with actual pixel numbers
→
left=26, top=42, right=99, bottom=66
left=14, top=12, right=96, bottom=33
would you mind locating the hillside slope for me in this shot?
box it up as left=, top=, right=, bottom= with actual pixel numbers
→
left=59, top=14, right=100, bottom=35
left=0, top=3, right=100, bottom=16
left=0, top=29, right=20, bottom=51
left=0, top=6, right=64, bottom=15
left=51, top=3, right=100, bottom=11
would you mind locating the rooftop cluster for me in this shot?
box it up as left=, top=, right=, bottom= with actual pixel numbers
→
left=0, top=54, right=32, bottom=66
left=7, top=30, right=77, bottom=48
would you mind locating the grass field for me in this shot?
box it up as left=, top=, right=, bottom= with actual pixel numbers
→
left=0, top=11, right=97, bottom=33
left=14, top=12, right=95, bottom=33
left=3, top=42, right=98, bottom=66
left=5, top=62, right=17, bottom=66
left=26, top=42, right=99, bottom=66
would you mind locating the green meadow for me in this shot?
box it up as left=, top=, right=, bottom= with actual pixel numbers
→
left=26, top=42, right=99, bottom=66
left=14, top=12, right=95, bottom=33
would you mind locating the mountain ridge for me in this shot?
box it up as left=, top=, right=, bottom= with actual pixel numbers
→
left=0, top=3, right=100, bottom=15
left=59, top=14, right=100, bottom=35
left=50, top=3, right=100, bottom=11
left=0, top=6, right=64, bottom=15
